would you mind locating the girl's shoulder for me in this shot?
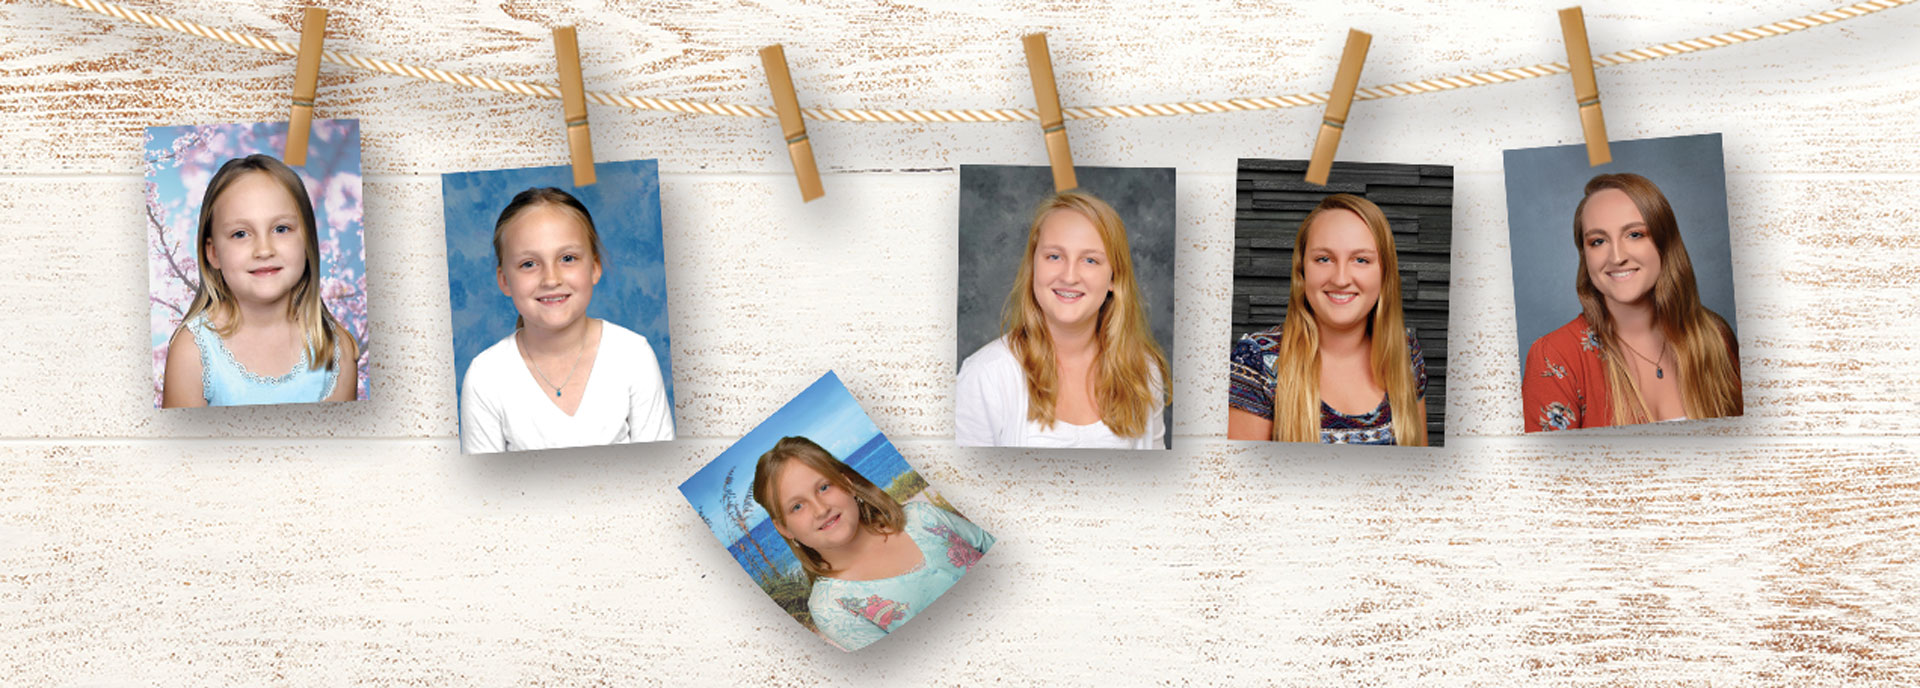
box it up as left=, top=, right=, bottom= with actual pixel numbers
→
left=1533, top=315, right=1601, bottom=354
left=957, top=336, right=1022, bottom=389
left=594, top=320, right=657, bottom=355
left=959, top=336, right=1017, bottom=369
left=1232, top=325, right=1286, bottom=358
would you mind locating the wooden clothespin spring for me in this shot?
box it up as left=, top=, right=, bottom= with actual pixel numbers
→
left=1560, top=6, right=1612, bottom=166
left=284, top=8, right=328, bottom=167
left=1023, top=33, right=1077, bottom=192
left=761, top=44, right=824, bottom=202
left=1306, top=29, right=1371, bottom=186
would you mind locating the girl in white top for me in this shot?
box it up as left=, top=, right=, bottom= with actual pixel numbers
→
left=956, top=190, right=1169, bottom=449
left=459, top=187, right=674, bottom=454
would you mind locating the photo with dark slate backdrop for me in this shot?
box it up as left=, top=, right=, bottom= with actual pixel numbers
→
left=1230, top=159, right=1454, bottom=446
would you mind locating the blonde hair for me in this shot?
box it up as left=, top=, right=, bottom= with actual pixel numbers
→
left=1270, top=194, right=1425, bottom=446
left=1572, top=173, right=1742, bottom=424
left=176, top=154, right=347, bottom=371
left=1000, top=190, right=1170, bottom=438
left=491, top=187, right=606, bottom=330
left=751, top=436, right=905, bottom=581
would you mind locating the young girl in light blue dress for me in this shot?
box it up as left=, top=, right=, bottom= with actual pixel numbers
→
left=161, top=154, right=358, bottom=407
left=753, top=436, right=994, bottom=651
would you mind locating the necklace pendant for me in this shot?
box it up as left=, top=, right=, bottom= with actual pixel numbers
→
left=1656, top=367, right=1664, bottom=379
left=555, top=390, right=564, bottom=397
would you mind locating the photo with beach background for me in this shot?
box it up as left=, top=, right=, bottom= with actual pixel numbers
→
left=678, top=371, right=960, bottom=636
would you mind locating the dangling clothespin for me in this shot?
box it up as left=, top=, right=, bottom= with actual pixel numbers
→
left=1305, top=29, right=1371, bottom=186
left=1023, top=33, right=1077, bottom=192
left=1559, top=7, right=1611, bottom=166
left=552, top=26, right=596, bottom=186
left=282, top=7, right=328, bottom=167
left=760, top=44, right=824, bottom=202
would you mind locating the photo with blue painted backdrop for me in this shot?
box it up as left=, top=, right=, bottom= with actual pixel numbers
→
left=442, top=160, right=675, bottom=454
left=145, top=119, right=369, bottom=408
left=679, top=372, right=994, bottom=651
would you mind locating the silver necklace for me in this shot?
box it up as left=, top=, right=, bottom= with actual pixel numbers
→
left=520, top=327, right=587, bottom=397
left=1618, top=337, right=1669, bottom=379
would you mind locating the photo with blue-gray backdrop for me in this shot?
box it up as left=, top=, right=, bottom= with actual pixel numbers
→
left=1503, top=133, right=1738, bottom=359
left=440, top=159, right=673, bottom=435
left=956, top=165, right=1177, bottom=448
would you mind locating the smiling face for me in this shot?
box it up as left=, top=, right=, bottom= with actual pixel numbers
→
left=1029, top=208, right=1115, bottom=332
left=1579, top=188, right=1663, bottom=310
left=1300, top=208, right=1382, bottom=332
left=767, top=460, right=860, bottom=553
left=495, top=204, right=602, bottom=333
left=204, top=170, right=309, bottom=307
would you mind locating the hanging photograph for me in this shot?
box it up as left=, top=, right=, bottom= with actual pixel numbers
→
left=679, top=371, right=994, bottom=652
left=146, top=119, right=369, bottom=408
left=442, top=159, right=675, bottom=454
left=1504, top=133, right=1744, bottom=432
left=1226, top=159, right=1453, bottom=447
left=955, top=165, right=1176, bottom=449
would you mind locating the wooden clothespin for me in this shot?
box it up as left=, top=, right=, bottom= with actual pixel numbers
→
left=1559, top=7, right=1611, bottom=166
left=1023, top=33, right=1076, bottom=192
left=1305, top=29, right=1371, bottom=186
left=283, top=8, right=328, bottom=167
left=553, top=26, right=596, bottom=187
left=760, top=44, right=824, bottom=202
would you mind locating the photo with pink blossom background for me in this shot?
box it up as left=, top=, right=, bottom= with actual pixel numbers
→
left=144, top=119, right=369, bottom=406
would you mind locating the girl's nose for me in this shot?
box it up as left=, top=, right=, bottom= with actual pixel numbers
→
left=540, top=263, right=561, bottom=285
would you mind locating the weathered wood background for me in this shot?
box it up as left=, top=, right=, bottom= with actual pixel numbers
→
left=4, top=0, right=1918, bottom=684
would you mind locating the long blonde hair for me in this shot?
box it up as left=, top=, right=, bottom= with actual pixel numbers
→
left=751, top=436, right=905, bottom=581
left=1572, top=173, right=1742, bottom=423
left=176, top=154, right=346, bottom=371
left=1000, top=190, right=1170, bottom=438
left=1270, top=194, right=1424, bottom=446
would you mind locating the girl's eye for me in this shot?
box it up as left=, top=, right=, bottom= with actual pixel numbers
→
left=1628, top=230, right=1647, bottom=240
left=1082, top=257, right=1099, bottom=266
left=1313, top=255, right=1330, bottom=263
left=789, top=502, right=801, bottom=513
left=560, top=254, right=578, bottom=264
left=1588, top=238, right=1606, bottom=248
left=519, top=260, right=536, bottom=270
left=230, top=230, right=249, bottom=240
left=1043, top=253, right=1060, bottom=261
left=1355, top=257, right=1371, bottom=265
left=817, top=483, right=830, bottom=493
left=273, top=224, right=294, bottom=234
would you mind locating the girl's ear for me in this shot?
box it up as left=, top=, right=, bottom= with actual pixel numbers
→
left=769, top=516, right=791, bottom=539
left=205, top=238, right=222, bottom=271
left=591, top=257, right=602, bottom=286
left=495, top=267, right=511, bottom=297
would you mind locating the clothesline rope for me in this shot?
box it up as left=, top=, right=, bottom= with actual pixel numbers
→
left=52, top=0, right=1912, bottom=123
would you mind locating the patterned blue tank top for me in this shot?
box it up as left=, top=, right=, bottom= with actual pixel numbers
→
left=187, top=314, right=339, bottom=406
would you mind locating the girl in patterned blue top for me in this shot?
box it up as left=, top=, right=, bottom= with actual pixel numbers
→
left=753, top=436, right=994, bottom=651
left=162, top=155, right=358, bottom=407
left=1226, top=194, right=1427, bottom=445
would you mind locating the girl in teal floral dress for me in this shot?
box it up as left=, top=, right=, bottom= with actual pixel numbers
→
left=753, top=436, right=994, bottom=651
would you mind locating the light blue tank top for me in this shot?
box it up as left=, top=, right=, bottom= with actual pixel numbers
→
left=187, top=314, right=339, bottom=406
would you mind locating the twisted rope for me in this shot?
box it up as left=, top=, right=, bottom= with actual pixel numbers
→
left=52, top=0, right=1912, bottom=122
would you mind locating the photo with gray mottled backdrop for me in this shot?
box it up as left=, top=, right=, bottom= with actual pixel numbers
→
left=956, top=165, right=1177, bottom=448
left=1230, top=159, right=1453, bottom=446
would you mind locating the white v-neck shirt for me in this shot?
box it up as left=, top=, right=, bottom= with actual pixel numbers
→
left=459, top=321, right=675, bottom=454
